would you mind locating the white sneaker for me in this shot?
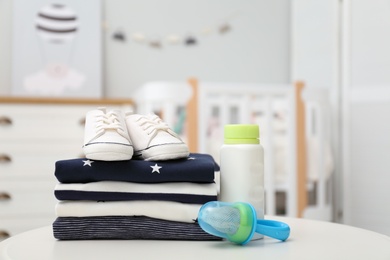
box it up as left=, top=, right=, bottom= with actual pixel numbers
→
left=125, top=113, right=189, bottom=161
left=83, top=108, right=133, bottom=161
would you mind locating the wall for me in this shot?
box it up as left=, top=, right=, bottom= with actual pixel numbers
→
left=103, top=0, right=291, bottom=97
left=292, top=0, right=390, bottom=236
left=290, top=0, right=339, bottom=88
left=0, top=0, right=291, bottom=98
left=0, top=0, right=12, bottom=95
left=341, top=0, right=390, bottom=236
left=290, top=0, right=342, bottom=222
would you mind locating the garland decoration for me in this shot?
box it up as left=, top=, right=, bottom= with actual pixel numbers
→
left=108, top=11, right=239, bottom=49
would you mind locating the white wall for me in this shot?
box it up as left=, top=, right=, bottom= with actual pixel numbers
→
left=0, top=0, right=12, bottom=95
left=341, top=0, right=390, bottom=236
left=103, top=0, right=291, bottom=97
left=292, top=0, right=390, bottom=236
left=291, top=0, right=342, bottom=222
left=291, top=0, right=339, bottom=89
left=0, top=0, right=291, bottom=97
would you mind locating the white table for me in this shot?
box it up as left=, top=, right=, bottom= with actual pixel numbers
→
left=1, top=217, right=389, bottom=260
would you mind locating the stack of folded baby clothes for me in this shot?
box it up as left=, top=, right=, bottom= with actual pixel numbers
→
left=52, top=108, right=220, bottom=240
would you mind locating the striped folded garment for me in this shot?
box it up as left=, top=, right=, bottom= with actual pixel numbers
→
left=53, top=216, right=221, bottom=241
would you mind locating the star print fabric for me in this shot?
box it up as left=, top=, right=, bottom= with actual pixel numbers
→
left=55, top=153, right=216, bottom=183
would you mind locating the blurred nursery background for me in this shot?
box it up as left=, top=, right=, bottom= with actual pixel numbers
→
left=0, top=0, right=389, bottom=239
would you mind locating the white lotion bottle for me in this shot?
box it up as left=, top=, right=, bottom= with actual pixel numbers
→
left=219, top=124, right=265, bottom=221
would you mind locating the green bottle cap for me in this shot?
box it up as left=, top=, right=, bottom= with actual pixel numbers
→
left=224, top=124, right=260, bottom=144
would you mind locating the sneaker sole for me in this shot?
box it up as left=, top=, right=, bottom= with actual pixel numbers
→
left=83, top=143, right=134, bottom=161
left=136, top=143, right=189, bottom=161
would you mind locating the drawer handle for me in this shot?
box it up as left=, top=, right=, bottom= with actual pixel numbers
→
left=0, top=116, right=12, bottom=126
left=79, top=117, right=86, bottom=126
left=0, top=154, right=11, bottom=163
left=0, top=192, right=11, bottom=201
left=0, top=230, right=10, bottom=239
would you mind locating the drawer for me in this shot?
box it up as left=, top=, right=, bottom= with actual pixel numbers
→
left=0, top=142, right=83, bottom=180
left=0, top=103, right=132, bottom=122
left=0, top=103, right=127, bottom=119
left=0, top=216, right=55, bottom=239
left=0, top=107, right=86, bottom=141
left=0, top=180, right=57, bottom=217
left=0, top=103, right=132, bottom=141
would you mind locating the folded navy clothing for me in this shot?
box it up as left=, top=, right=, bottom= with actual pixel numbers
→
left=54, top=190, right=217, bottom=204
left=55, top=153, right=218, bottom=184
left=53, top=216, right=221, bottom=241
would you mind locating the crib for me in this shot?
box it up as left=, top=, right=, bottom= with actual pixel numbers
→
left=133, top=79, right=334, bottom=220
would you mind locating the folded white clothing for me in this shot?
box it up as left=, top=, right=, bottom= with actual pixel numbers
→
left=55, top=181, right=217, bottom=195
left=55, top=200, right=201, bottom=223
left=54, top=181, right=218, bottom=204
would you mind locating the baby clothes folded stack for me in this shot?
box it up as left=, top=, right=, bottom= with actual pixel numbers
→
left=52, top=108, right=221, bottom=241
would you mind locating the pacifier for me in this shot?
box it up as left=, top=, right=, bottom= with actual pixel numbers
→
left=198, top=201, right=290, bottom=245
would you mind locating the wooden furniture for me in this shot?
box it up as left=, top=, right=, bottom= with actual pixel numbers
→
left=0, top=97, right=134, bottom=240
left=294, top=81, right=307, bottom=218
left=186, top=78, right=199, bottom=153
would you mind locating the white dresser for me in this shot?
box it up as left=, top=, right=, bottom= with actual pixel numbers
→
left=0, top=97, right=134, bottom=240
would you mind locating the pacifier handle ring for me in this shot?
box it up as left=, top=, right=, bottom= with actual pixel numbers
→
left=255, top=219, right=290, bottom=241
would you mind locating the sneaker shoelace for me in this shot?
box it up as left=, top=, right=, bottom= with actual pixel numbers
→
left=95, top=111, right=127, bottom=138
left=136, top=114, right=182, bottom=143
